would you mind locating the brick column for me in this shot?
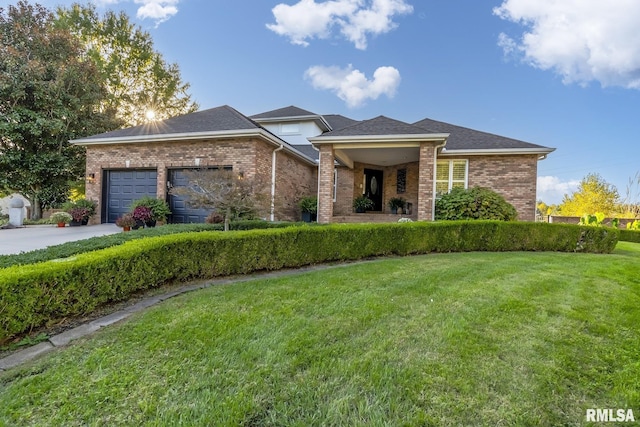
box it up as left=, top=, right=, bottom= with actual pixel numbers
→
left=317, top=144, right=335, bottom=224
left=417, top=142, right=435, bottom=221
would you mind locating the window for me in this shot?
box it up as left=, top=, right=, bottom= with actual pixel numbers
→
left=333, top=169, right=337, bottom=202
left=396, top=168, right=407, bottom=194
left=280, top=123, right=300, bottom=135
left=435, top=160, right=467, bottom=197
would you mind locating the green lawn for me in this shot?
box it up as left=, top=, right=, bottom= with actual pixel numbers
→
left=1, top=243, right=639, bottom=426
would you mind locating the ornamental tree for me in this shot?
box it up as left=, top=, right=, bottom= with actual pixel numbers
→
left=559, top=173, right=619, bottom=217
left=169, top=169, right=270, bottom=231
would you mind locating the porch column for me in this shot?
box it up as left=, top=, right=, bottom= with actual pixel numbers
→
left=317, top=144, right=335, bottom=224
left=417, top=142, right=435, bottom=221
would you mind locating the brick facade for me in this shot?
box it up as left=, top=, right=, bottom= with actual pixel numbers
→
left=84, top=137, right=316, bottom=224
left=465, top=154, right=539, bottom=221
left=317, top=145, right=335, bottom=223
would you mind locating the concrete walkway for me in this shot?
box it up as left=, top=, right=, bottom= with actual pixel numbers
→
left=0, top=223, right=121, bottom=255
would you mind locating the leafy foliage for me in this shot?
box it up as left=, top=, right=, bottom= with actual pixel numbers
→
left=353, top=195, right=374, bottom=211
left=169, top=169, right=270, bottom=231
left=130, top=196, right=171, bottom=221
left=435, top=187, right=518, bottom=221
left=0, top=1, right=118, bottom=218
left=559, top=173, right=619, bottom=216
left=298, top=196, right=317, bottom=214
left=55, top=3, right=198, bottom=127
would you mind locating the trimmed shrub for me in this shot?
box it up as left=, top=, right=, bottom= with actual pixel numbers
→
left=0, top=221, right=618, bottom=342
left=435, top=187, right=518, bottom=221
left=619, top=229, right=640, bottom=243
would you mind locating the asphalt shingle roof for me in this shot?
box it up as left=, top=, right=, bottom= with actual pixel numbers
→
left=322, top=114, right=360, bottom=132
left=250, top=106, right=319, bottom=119
left=319, top=116, right=434, bottom=137
left=414, top=117, right=548, bottom=151
left=78, top=105, right=259, bottom=141
left=290, top=144, right=319, bottom=161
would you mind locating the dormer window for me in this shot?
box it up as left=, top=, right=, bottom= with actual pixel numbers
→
left=280, top=123, right=300, bottom=135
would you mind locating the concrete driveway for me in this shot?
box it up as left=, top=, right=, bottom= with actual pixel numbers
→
left=0, top=224, right=121, bottom=256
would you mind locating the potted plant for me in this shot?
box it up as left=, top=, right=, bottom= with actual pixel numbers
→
left=63, top=198, right=97, bottom=225
left=388, top=197, right=406, bottom=214
left=131, top=205, right=153, bottom=229
left=51, top=211, right=72, bottom=227
left=353, top=195, right=374, bottom=213
left=115, top=213, right=136, bottom=231
left=130, top=196, right=171, bottom=227
left=298, top=196, right=318, bottom=223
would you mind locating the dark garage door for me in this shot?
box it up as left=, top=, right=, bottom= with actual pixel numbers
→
left=103, top=170, right=157, bottom=223
left=167, top=169, right=211, bottom=224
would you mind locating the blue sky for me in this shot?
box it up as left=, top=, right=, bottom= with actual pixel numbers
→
left=5, top=0, right=640, bottom=205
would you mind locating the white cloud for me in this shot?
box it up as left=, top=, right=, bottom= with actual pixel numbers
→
left=304, top=64, right=401, bottom=108
left=268, top=0, right=413, bottom=50
left=134, top=0, right=179, bottom=24
left=494, top=0, right=640, bottom=89
left=93, top=0, right=179, bottom=25
left=537, top=175, right=580, bottom=204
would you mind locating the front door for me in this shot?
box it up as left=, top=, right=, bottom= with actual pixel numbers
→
left=364, top=168, right=383, bottom=211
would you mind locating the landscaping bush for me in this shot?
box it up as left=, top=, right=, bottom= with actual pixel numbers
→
left=619, top=229, right=640, bottom=243
left=0, top=221, right=309, bottom=269
left=0, top=221, right=618, bottom=342
left=435, top=187, right=518, bottom=221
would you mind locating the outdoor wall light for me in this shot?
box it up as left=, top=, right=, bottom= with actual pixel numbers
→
left=87, top=173, right=96, bottom=184
left=125, top=160, right=130, bottom=168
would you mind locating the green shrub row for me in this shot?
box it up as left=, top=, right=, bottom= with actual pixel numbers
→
left=0, top=221, right=618, bottom=342
left=619, top=229, right=640, bottom=243
left=0, top=221, right=308, bottom=269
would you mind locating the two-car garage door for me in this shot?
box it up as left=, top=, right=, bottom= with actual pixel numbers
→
left=103, top=169, right=210, bottom=224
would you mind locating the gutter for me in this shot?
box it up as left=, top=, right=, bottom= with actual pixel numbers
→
left=271, top=143, right=284, bottom=221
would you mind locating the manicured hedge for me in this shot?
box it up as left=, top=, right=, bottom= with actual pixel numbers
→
left=0, top=221, right=617, bottom=342
left=0, top=221, right=308, bottom=269
left=619, top=229, right=640, bottom=243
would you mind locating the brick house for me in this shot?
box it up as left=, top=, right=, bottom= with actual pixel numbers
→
left=71, top=105, right=554, bottom=224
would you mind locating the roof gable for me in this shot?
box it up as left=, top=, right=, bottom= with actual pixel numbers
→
left=79, top=105, right=259, bottom=141
left=321, top=116, right=434, bottom=137
left=250, top=105, right=319, bottom=120
left=414, top=117, right=549, bottom=151
left=322, top=114, right=360, bottom=132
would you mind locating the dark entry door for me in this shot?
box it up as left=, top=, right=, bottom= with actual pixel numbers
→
left=364, top=168, right=383, bottom=211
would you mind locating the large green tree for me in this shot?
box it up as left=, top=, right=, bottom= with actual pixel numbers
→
left=0, top=1, right=117, bottom=219
left=55, top=3, right=198, bottom=127
left=559, top=173, right=619, bottom=216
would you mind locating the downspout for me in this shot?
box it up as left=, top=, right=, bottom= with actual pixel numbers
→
left=431, top=141, right=447, bottom=220
left=271, top=143, right=284, bottom=221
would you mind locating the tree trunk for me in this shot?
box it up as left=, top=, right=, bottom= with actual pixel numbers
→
left=224, top=207, right=231, bottom=232
left=30, top=196, right=42, bottom=220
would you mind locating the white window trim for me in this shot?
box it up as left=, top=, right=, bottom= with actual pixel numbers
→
left=435, top=159, right=468, bottom=198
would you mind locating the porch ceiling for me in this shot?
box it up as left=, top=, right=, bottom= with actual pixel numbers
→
left=335, top=146, right=420, bottom=167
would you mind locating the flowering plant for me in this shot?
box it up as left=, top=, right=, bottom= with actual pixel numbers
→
left=69, top=207, right=91, bottom=222
left=132, top=206, right=153, bottom=222
left=115, top=213, right=136, bottom=228
left=51, top=211, right=73, bottom=224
